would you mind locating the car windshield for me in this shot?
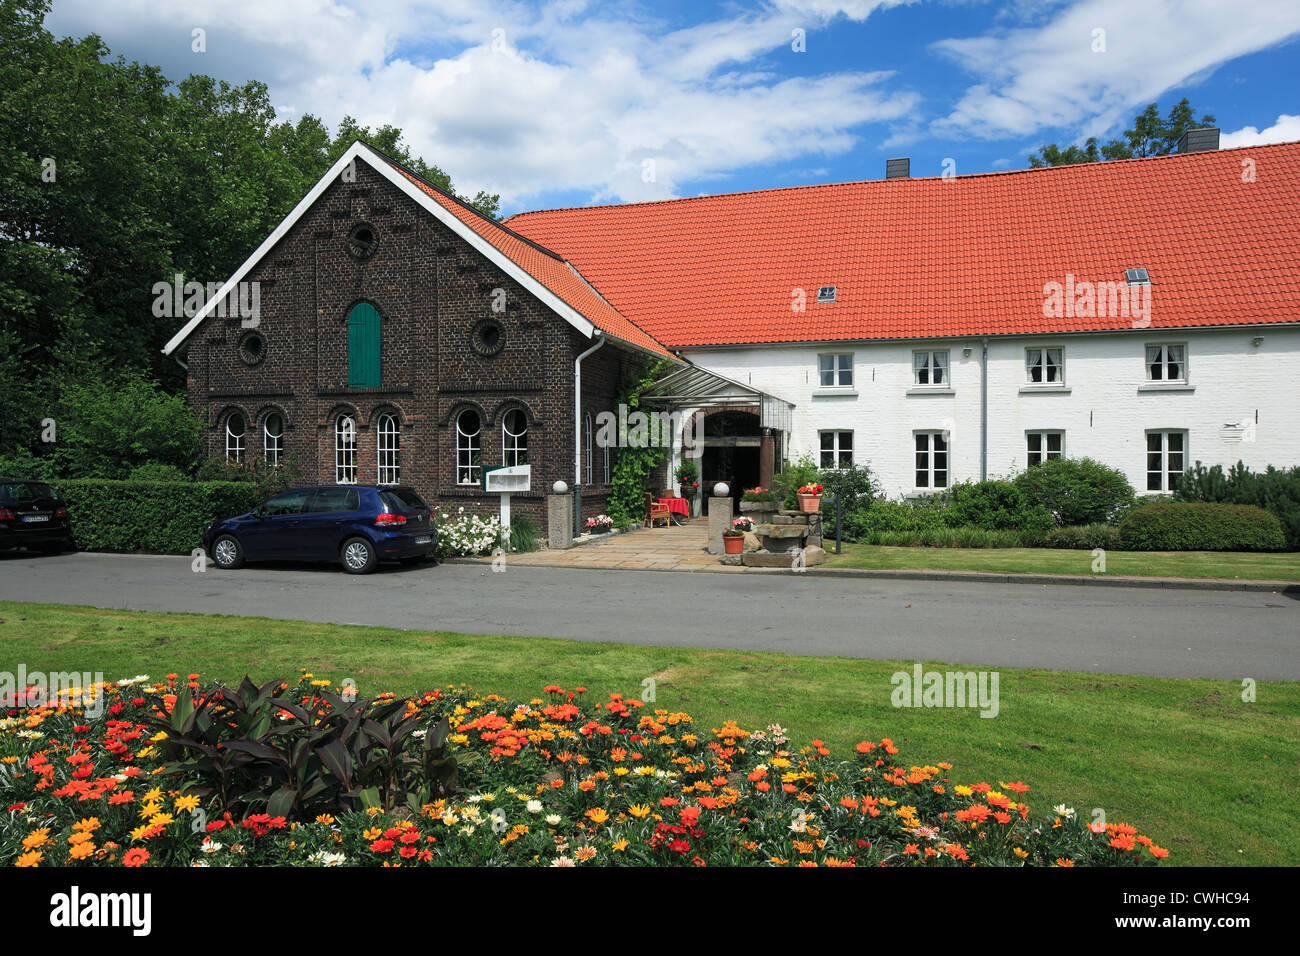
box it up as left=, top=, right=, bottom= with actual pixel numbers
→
left=0, top=481, right=57, bottom=501
left=381, top=489, right=427, bottom=511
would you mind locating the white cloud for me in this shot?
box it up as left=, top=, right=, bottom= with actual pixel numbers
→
left=1221, top=114, right=1300, bottom=148
left=43, top=0, right=919, bottom=210
left=930, top=0, right=1300, bottom=141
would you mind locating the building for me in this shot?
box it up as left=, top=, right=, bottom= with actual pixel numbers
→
left=164, top=132, right=1300, bottom=524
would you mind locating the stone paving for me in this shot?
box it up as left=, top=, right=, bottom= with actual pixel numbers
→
left=468, top=519, right=742, bottom=571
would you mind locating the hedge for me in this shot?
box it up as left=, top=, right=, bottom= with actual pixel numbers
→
left=1044, top=524, right=1122, bottom=550
left=53, top=480, right=264, bottom=554
left=1118, top=502, right=1286, bottom=553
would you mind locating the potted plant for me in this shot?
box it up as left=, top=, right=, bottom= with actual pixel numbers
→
left=796, top=483, right=824, bottom=513
left=584, top=514, right=614, bottom=534
left=722, top=526, right=745, bottom=554
left=675, top=460, right=701, bottom=514
left=740, top=487, right=777, bottom=514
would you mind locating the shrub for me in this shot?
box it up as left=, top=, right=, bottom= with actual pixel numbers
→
left=128, top=461, right=190, bottom=482
left=1045, top=524, right=1123, bottom=550
left=1176, top=461, right=1300, bottom=550
left=848, top=500, right=949, bottom=538
left=773, top=454, right=821, bottom=509
left=53, top=479, right=264, bottom=553
left=1119, top=502, right=1286, bottom=552
left=508, top=514, right=541, bottom=553
left=1013, top=457, right=1135, bottom=526
left=194, top=455, right=296, bottom=500
left=941, top=479, right=1057, bottom=542
left=435, top=508, right=505, bottom=557
left=741, top=487, right=774, bottom=502
left=818, top=464, right=882, bottom=514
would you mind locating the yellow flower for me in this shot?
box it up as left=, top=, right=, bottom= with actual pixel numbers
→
left=954, top=785, right=973, bottom=797
left=362, top=827, right=382, bottom=841
left=72, top=817, right=101, bottom=833
left=627, top=804, right=652, bottom=819
left=22, top=829, right=50, bottom=850
left=611, top=839, right=629, bottom=853
left=15, top=850, right=42, bottom=867
left=1013, top=847, right=1029, bottom=859
left=174, top=795, right=201, bottom=813
left=585, top=808, right=610, bottom=825
left=316, top=814, right=336, bottom=825
left=613, top=767, right=631, bottom=777
left=68, top=842, right=96, bottom=860
left=138, top=802, right=162, bottom=820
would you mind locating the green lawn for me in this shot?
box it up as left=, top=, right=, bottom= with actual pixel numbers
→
left=2, top=600, right=1296, bottom=866
left=824, top=543, right=1300, bottom=581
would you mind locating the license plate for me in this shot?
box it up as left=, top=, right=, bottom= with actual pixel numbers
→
left=414, top=535, right=431, bottom=545
left=22, top=515, right=49, bottom=523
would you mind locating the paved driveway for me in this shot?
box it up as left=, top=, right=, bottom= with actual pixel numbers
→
left=1, top=551, right=1295, bottom=679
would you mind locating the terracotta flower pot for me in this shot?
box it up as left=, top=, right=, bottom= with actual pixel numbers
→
left=723, top=535, right=745, bottom=554
left=797, top=493, right=822, bottom=513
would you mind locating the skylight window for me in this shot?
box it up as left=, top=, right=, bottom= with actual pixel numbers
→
left=817, top=286, right=837, bottom=303
left=1124, top=268, right=1150, bottom=286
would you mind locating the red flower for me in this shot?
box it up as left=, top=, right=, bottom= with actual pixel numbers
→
left=122, top=848, right=149, bottom=867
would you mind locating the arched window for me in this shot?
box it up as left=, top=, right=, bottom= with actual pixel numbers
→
left=584, top=412, right=593, bottom=485
left=503, top=409, right=528, bottom=469
left=225, top=413, right=245, bottom=462
left=346, top=303, right=381, bottom=387
left=456, top=410, right=481, bottom=485
left=335, top=415, right=357, bottom=484
left=377, top=413, right=400, bottom=485
left=263, top=413, right=283, bottom=466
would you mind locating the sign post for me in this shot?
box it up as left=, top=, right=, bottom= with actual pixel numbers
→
left=482, top=464, right=531, bottom=547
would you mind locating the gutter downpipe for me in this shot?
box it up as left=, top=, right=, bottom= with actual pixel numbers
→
left=574, top=332, right=606, bottom=536
left=980, top=338, right=988, bottom=481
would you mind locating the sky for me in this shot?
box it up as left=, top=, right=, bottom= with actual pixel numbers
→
left=45, top=0, right=1300, bottom=217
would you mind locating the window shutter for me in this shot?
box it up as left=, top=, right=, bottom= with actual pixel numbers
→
left=347, top=303, right=381, bottom=387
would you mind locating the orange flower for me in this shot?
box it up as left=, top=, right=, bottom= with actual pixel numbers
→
left=1149, top=845, right=1169, bottom=859
left=122, top=848, right=149, bottom=867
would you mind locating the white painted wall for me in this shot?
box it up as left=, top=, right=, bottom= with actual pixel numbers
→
left=684, top=327, right=1300, bottom=499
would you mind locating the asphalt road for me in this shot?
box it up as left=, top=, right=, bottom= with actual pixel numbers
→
left=1, top=551, right=1296, bottom=679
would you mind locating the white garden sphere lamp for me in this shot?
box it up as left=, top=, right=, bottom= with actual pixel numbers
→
left=713, top=482, right=730, bottom=497
left=552, top=480, right=568, bottom=494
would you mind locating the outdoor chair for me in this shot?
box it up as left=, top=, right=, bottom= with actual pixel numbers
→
left=644, top=492, right=671, bottom=528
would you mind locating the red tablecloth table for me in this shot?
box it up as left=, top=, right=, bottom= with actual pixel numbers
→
left=657, top=497, right=690, bottom=517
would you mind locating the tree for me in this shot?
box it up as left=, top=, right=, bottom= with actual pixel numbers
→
left=0, top=0, right=500, bottom=473
left=1028, top=98, right=1217, bottom=167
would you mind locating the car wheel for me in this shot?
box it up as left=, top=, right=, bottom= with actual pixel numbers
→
left=211, top=534, right=245, bottom=569
left=340, top=537, right=377, bottom=574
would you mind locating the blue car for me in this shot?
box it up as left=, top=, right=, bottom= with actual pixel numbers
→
left=203, top=485, right=437, bottom=574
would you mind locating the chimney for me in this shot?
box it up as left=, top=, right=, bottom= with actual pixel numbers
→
left=1177, top=127, right=1220, bottom=154
left=885, top=157, right=910, bottom=179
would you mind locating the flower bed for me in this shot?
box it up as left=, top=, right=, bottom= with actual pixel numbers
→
left=0, top=674, right=1168, bottom=867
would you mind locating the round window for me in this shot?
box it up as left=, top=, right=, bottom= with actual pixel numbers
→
left=237, top=330, right=267, bottom=366
left=471, top=318, right=505, bottom=356
left=347, top=223, right=379, bottom=259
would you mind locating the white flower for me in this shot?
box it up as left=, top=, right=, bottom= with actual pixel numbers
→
left=308, top=850, right=347, bottom=866
left=201, top=841, right=223, bottom=853
left=1053, top=804, right=1077, bottom=819
left=526, top=800, right=543, bottom=813
left=545, top=814, right=562, bottom=825
left=550, top=856, right=575, bottom=867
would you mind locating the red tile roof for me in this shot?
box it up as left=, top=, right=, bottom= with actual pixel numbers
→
left=390, top=163, right=672, bottom=357
left=505, top=142, right=1300, bottom=347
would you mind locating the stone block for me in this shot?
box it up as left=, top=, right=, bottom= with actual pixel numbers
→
left=547, top=494, right=574, bottom=549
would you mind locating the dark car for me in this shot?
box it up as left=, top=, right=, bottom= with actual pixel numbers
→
left=0, top=479, right=76, bottom=554
left=203, top=485, right=436, bottom=574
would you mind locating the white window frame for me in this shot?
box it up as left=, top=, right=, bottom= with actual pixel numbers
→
left=817, top=352, right=853, bottom=388
left=263, top=413, right=283, bottom=466
left=1146, top=429, right=1187, bottom=492
left=914, top=431, right=949, bottom=490
left=503, top=408, right=528, bottom=469
left=912, top=350, right=950, bottom=387
left=456, top=410, right=481, bottom=486
left=225, top=413, right=246, bottom=462
left=584, top=412, right=593, bottom=485
left=1145, top=343, right=1188, bottom=384
left=335, top=415, right=357, bottom=484
left=603, top=439, right=611, bottom=485
left=819, top=430, right=853, bottom=469
left=1025, top=347, right=1065, bottom=386
left=377, top=413, right=400, bottom=485
left=1026, top=430, right=1064, bottom=467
